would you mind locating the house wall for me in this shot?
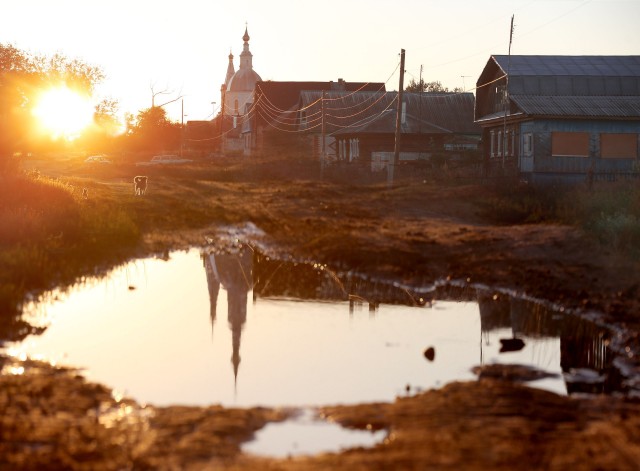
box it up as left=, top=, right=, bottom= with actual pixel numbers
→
left=337, top=134, right=447, bottom=164
left=518, top=119, right=640, bottom=180
left=222, top=136, right=244, bottom=154
left=482, top=124, right=520, bottom=163
left=371, top=152, right=432, bottom=171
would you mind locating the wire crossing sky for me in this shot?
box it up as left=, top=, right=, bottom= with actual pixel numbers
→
left=2, top=0, right=638, bottom=123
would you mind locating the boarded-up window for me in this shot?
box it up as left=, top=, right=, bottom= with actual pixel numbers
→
left=551, top=132, right=589, bottom=157
left=600, top=133, right=638, bottom=158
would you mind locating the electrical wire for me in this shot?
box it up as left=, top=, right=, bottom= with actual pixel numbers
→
left=327, top=94, right=398, bottom=131
left=326, top=91, right=394, bottom=120
left=321, top=64, right=395, bottom=104
left=257, top=109, right=321, bottom=133
left=255, top=83, right=323, bottom=114
left=186, top=49, right=508, bottom=143
left=256, top=97, right=322, bottom=123
left=255, top=101, right=323, bottom=127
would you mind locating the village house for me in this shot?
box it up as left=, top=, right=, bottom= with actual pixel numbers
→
left=323, top=91, right=480, bottom=170
left=475, top=55, right=640, bottom=183
left=186, top=26, right=480, bottom=165
left=245, top=86, right=480, bottom=169
left=248, top=80, right=386, bottom=157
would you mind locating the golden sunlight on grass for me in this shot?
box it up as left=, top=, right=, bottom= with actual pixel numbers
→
left=33, top=86, right=94, bottom=139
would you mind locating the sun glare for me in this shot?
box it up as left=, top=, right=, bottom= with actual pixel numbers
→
left=33, top=87, right=94, bottom=139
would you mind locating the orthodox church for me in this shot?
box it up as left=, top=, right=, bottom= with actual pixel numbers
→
left=221, top=27, right=262, bottom=117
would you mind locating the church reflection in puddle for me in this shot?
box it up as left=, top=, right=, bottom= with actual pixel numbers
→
left=200, top=243, right=620, bottom=403
left=6, top=245, right=623, bottom=410
left=202, top=247, right=252, bottom=392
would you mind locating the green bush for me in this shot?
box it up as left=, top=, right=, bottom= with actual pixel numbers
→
left=479, top=178, right=640, bottom=256
left=0, top=172, right=141, bottom=318
left=77, top=205, right=140, bottom=250
left=588, top=212, right=640, bottom=253
left=560, top=182, right=640, bottom=255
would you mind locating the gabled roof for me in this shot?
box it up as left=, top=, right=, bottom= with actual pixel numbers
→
left=334, top=109, right=451, bottom=135
left=475, top=55, right=640, bottom=122
left=296, top=91, right=479, bottom=136
left=478, top=55, right=640, bottom=97
left=255, top=81, right=386, bottom=114
left=492, top=55, right=640, bottom=77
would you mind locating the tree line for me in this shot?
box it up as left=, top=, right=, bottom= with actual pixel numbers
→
left=0, top=43, right=181, bottom=167
left=1, top=43, right=465, bottom=166
left=405, top=78, right=464, bottom=93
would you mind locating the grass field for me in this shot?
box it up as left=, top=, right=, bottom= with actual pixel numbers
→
left=2, top=151, right=639, bottom=330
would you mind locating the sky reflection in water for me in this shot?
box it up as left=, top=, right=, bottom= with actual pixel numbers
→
left=13, top=248, right=576, bottom=408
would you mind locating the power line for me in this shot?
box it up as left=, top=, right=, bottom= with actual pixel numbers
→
left=326, top=92, right=393, bottom=120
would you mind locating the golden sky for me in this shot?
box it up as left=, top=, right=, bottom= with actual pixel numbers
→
left=2, top=0, right=638, bottom=123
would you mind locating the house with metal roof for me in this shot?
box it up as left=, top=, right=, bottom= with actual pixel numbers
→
left=475, top=55, right=640, bottom=183
left=245, top=86, right=480, bottom=167
left=247, top=80, right=386, bottom=157
left=323, top=91, right=480, bottom=170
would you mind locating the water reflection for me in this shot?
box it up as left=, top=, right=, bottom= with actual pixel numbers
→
left=242, top=409, right=386, bottom=458
left=475, top=291, right=617, bottom=394
left=2, top=247, right=626, bottom=408
left=202, top=247, right=252, bottom=390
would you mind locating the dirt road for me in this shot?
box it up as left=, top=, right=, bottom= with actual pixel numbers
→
left=3, top=158, right=640, bottom=469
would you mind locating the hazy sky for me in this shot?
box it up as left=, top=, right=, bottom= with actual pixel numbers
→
left=1, top=0, right=638, bottom=122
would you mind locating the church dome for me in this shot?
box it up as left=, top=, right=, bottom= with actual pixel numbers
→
left=227, top=67, right=262, bottom=92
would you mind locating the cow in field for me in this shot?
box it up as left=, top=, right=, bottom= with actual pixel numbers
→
left=134, top=176, right=148, bottom=196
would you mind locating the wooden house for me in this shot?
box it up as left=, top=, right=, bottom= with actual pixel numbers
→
left=475, top=55, right=640, bottom=183
left=326, top=91, right=480, bottom=170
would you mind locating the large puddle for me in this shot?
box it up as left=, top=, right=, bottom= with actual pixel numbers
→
left=4, top=245, right=622, bottom=409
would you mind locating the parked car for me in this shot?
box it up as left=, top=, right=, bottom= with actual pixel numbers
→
left=85, top=154, right=111, bottom=164
left=136, top=155, right=193, bottom=166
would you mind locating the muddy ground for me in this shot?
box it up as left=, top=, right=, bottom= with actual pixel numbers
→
left=2, top=158, right=640, bottom=469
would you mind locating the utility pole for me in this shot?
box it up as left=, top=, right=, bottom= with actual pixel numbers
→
left=418, top=64, right=423, bottom=135
left=389, top=48, right=405, bottom=187
left=181, top=98, right=184, bottom=157
left=502, top=14, right=514, bottom=170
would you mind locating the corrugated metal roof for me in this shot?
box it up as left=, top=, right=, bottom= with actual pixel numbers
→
left=333, top=109, right=452, bottom=136
left=510, top=95, right=640, bottom=118
left=255, top=81, right=385, bottom=112
left=299, top=91, right=479, bottom=135
left=476, top=56, right=640, bottom=122
left=493, top=55, right=640, bottom=77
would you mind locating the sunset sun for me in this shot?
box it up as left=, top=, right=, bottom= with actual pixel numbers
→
left=33, top=87, right=94, bottom=139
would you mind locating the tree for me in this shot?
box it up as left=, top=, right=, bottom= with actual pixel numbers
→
left=405, top=79, right=464, bottom=93
left=0, top=43, right=104, bottom=164
left=125, top=106, right=181, bottom=152
left=150, top=83, right=183, bottom=108
left=78, top=98, right=122, bottom=153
